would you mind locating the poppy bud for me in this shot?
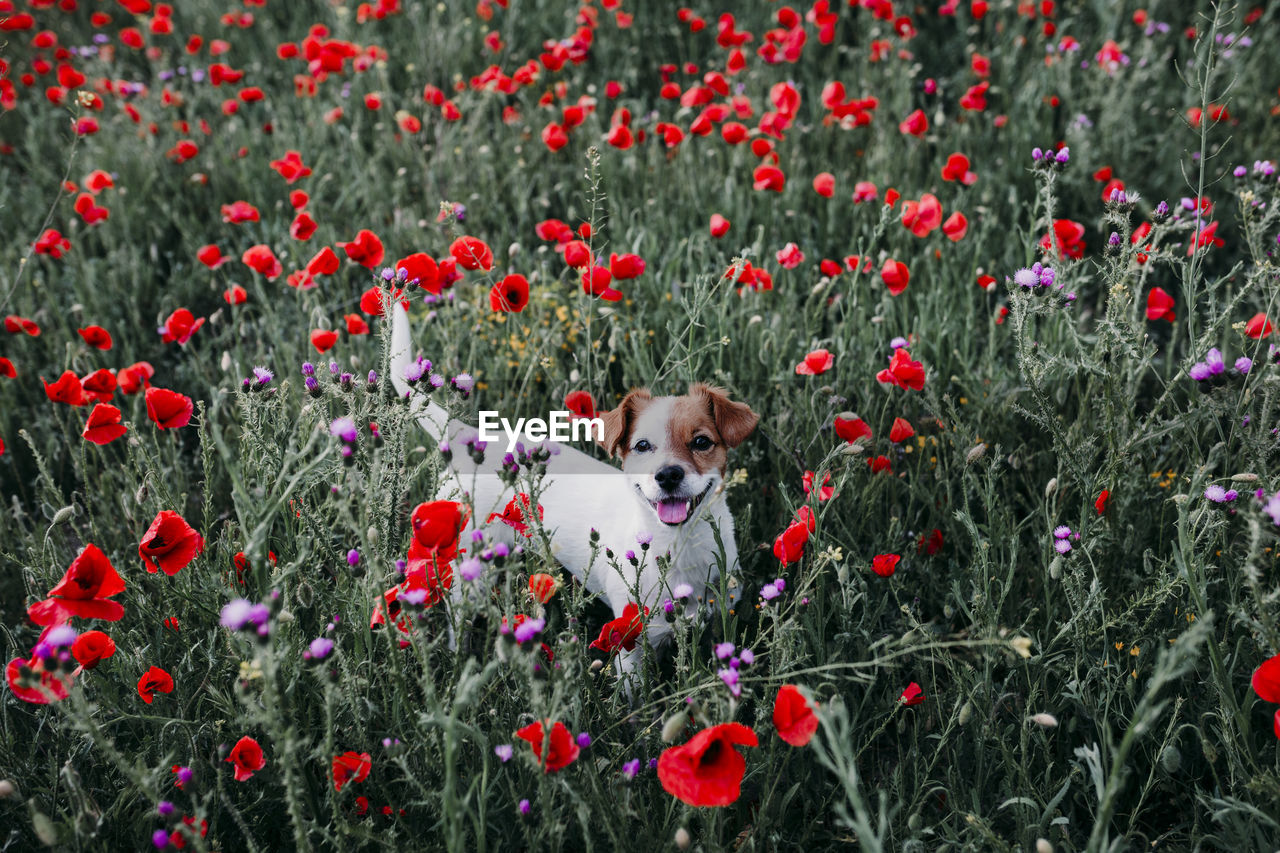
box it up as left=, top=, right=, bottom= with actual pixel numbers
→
left=675, top=828, right=691, bottom=850
left=0, top=780, right=15, bottom=799
left=1044, top=478, right=1058, bottom=498
left=661, top=713, right=687, bottom=743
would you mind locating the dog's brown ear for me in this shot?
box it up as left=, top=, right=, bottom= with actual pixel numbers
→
left=598, top=388, right=652, bottom=458
left=690, top=383, right=758, bottom=448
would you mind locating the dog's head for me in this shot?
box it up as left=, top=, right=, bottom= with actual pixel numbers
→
left=598, top=383, right=758, bottom=527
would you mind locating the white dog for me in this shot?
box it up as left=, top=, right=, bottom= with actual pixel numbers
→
left=388, top=303, right=757, bottom=682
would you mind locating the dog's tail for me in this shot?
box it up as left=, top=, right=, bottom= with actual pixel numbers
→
left=389, top=302, right=452, bottom=444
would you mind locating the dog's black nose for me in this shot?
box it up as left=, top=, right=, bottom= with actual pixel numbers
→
left=655, top=465, right=685, bottom=492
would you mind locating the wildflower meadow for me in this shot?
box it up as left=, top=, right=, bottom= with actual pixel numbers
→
left=3, top=0, right=1280, bottom=849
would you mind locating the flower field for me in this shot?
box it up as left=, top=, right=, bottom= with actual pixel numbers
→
left=3, top=0, right=1280, bottom=849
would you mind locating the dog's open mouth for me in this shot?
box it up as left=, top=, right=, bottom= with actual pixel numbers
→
left=643, top=482, right=714, bottom=526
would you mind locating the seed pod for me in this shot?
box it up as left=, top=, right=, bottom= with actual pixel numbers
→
left=1231, top=473, right=1258, bottom=482
left=1029, top=713, right=1058, bottom=728
left=661, top=713, right=688, bottom=744
left=958, top=701, right=973, bottom=726
left=1160, top=744, right=1182, bottom=774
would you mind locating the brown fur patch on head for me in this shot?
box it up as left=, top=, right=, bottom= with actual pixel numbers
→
left=598, top=388, right=653, bottom=458
left=667, top=384, right=759, bottom=474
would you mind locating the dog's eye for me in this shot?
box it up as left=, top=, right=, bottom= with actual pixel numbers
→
left=633, top=439, right=653, bottom=453
left=690, top=435, right=713, bottom=451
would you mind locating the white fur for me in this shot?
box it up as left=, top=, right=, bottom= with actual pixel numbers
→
left=388, top=304, right=740, bottom=685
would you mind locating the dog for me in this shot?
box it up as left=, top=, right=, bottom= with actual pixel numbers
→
left=388, top=303, right=757, bottom=686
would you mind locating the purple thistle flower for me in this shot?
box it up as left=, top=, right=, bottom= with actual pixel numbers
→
left=714, top=642, right=735, bottom=660
left=329, top=416, right=358, bottom=442
left=739, top=648, right=755, bottom=666
left=1053, top=539, right=1072, bottom=555
left=673, top=583, right=693, bottom=598
left=495, top=744, right=513, bottom=762
left=1205, top=348, right=1225, bottom=375
left=220, top=598, right=255, bottom=630
left=459, top=558, right=484, bottom=582
left=1189, top=362, right=1211, bottom=381
left=1053, top=525, right=1071, bottom=539
left=576, top=732, right=592, bottom=749
left=622, top=758, right=641, bottom=780
left=760, top=582, right=780, bottom=601
left=1235, top=356, right=1252, bottom=374
left=513, top=617, right=545, bottom=644
left=153, top=829, right=171, bottom=849
left=307, top=637, right=334, bottom=660
left=518, top=799, right=531, bottom=816
left=1204, top=485, right=1228, bottom=503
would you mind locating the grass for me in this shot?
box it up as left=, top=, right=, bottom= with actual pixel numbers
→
left=2, top=0, right=1280, bottom=849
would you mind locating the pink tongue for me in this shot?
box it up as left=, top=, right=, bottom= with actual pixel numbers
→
left=657, top=498, right=690, bottom=524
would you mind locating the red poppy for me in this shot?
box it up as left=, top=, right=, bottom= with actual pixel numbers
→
left=802, top=470, right=834, bottom=501
left=448, top=236, right=494, bottom=271
left=710, top=214, right=731, bottom=237
left=118, top=362, right=155, bottom=395
left=43, top=370, right=86, bottom=406
left=752, top=164, right=785, bottom=192
left=197, top=244, right=229, bottom=270
left=242, top=244, right=283, bottom=279
left=396, top=252, right=441, bottom=293
left=72, top=630, right=116, bottom=668
left=773, top=685, right=819, bottom=747
left=941, top=152, right=977, bottom=184
left=589, top=602, right=647, bottom=654
left=290, top=211, right=317, bottom=241
left=1245, top=312, right=1273, bottom=339
left=901, top=194, right=942, bottom=237
left=160, top=308, right=205, bottom=344
left=1094, top=490, right=1110, bottom=515
left=868, top=455, right=892, bottom=474
left=78, top=325, right=112, bottom=350
left=876, top=349, right=926, bottom=390
left=1040, top=219, right=1086, bottom=259
left=563, top=240, right=593, bottom=269
left=0, top=357, right=14, bottom=379
left=889, top=417, right=914, bottom=443
left=834, top=415, right=872, bottom=444
left=34, top=228, right=71, bottom=258
left=871, top=554, right=900, bottom=577
left=812, top=172, right=835, bottom=197
left=410, top=501, right=468, bottom=560
left=880, top=258, right=909, bottom=295
left=657, top=722, right=758, bottom=807
left=898, top=108, right=928, bottom=137
left=80, top=368, right=116, bottom=404
left=310, top=329, right=339, bottom=353
left=773, top=520, right=810, bottom=566
left=1188, top=221, right=1224, bottom=255
left=4, top=315, right=41, bottom=336
left=338, top=229, right=385, bottom=268
left=27, top=543, right=126, bottom=625
left=515, top=720, right=580, bottom=772
left=220, top=200, right=260, bottom=224
left=270, top=150, right=311, bottom=183
left=795, top=348, right=834, bottom=376
left=776, top=243, right=805, bottom=269
left=608, top=252, right=646, bottom=280
left=83, top=403, right=127, bottom=445
left=582, top=266, right=623, bottom=301
left=564, top=390, right=596, bottom=420
left=307, top=246, right=341, bottom=278
left=916, top=528, right=944, bottom=556
left=227, top=735, right=266, bottom=781
left=487, top=493, right=543, bottom=537
left=345, top=314, right=369, bottom=335
left=1145, top=287, right=1176, bottom=322
left=528, top=572, right=559, bottom=604
left=1252, top=654, right=1280, bottom=704
left=145, top=387, right=194, bottom=429
left=139, top=510, right=204, bottom=576
left=6, top=648, right=74, bottom=704
left=900, top=682, right=925, bottom=706
left=138, top=665, right=175, bottom=704
left=942, top=211, right=969, bottom=242
left=224, top=285, right=248, bottom=305
left=332, top=751, right=372, bottom=791
left=490, top=274, right=530, bottom=312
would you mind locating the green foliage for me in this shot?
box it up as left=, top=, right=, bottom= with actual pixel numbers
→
left=2, top=1, right=1280, bottom=850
